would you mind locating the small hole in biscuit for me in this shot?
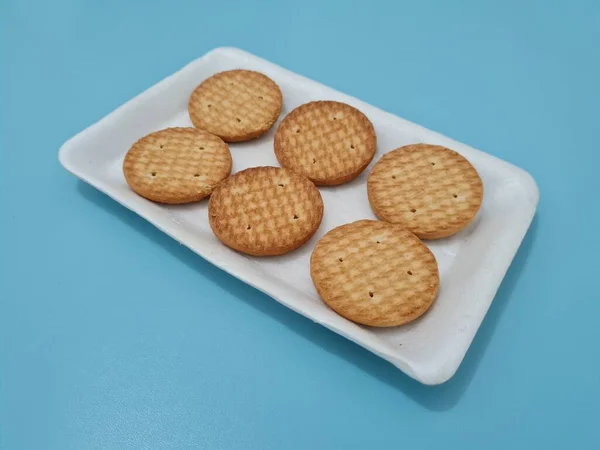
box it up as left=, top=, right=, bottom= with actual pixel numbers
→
left=350, top=144, right=355, bottom=149
left=151, top=172, right=156, bottom=177
left=376, top=240, right=381, bottom=244
left=208, top=104, right=212, bottom=108
left=236, top=118, right=241, bottom=123
left=246, top=225, right=251, bottom=230
left=296, top=128, right=301, bottom=133
left=230, top=82, right=234, bottom=86
left=453, top=194, right=458, bottom=198
left=159, top=145, right=163, bottom=149
left=407, top=270, right=413, bottom=275
left=199, top=147, right=204, bottom=150
left=431, top=162, right=435, bottom=166
left=312, top=158, right=316, bottom=164
left=338, top=257, right=343, bottom=262
left=392, top=175, right=396, bottom=179
left=369, top=291, right=374, bottom=298
left=194, top=174, right=200, bottom=177
left=333, top=116, right=337, bottom=120
left=411, top=208, right=416, bottom=213
left=258, top=96, right=263, bottom=99
left=293, top=214, right=299, bottom=220
left=278, top=183, right=284, bottom=187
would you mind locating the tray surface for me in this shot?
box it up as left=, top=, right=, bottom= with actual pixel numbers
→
left=59, top=47, right=539, bottom=384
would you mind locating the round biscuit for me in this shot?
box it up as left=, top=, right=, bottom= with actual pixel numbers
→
left=274, top=101, right=377, bottom=185
left=311, top=220, right=439, bottom=327
left=209, top=167, right=324, bottom=256
left=188, top=69, right=283, bottom=142
left=123, top=127, right=232, bottom=204
left=367, top=144, right=483, bottom=239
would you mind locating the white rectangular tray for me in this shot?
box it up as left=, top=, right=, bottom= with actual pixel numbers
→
left=59, top=47, right=538, bottom=385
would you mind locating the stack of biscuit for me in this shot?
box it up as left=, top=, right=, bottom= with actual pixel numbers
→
left=123, top=69, right=483, bottom=328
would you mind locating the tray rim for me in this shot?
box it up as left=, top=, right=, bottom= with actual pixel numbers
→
left=58, top=46, right=539, bottom=385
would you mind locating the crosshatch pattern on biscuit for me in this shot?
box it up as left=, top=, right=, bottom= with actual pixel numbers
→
left=209, top=167, right=323, bottom=256
left=274, top=101, right=376, bottom=185
left=189, top=70, right=283, bottom=142
left=368, top=144, right=483, bottom=239
left=123, top=127, right=232, bottom=204
left=311, top=220, right=439, bottom=327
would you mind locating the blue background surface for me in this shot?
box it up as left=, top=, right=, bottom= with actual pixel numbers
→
left=1, top=1, right=599, bottom=448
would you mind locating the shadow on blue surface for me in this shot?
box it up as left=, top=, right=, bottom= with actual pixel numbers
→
left=78, top=181, right=537, bottom=411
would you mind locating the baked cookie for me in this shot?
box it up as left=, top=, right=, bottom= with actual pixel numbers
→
left=368, top=144, right=483, bottom=239
left=188, top=69, right=283, bottom=142
left=123, top=127, right=232, bottom=204
left=311, top=220, right=439, bottom=327
left=209, top=167, right=324, bottom=256
left=274, top=101, right=377, bottom=185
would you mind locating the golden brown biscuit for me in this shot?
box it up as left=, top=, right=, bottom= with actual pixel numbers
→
left=123, top=127, right=232, bottom=204
left=311, top=220, right=439, bottom=327
left=209, top=167, right=324, bottom=256
left=188, top=69, right=283, bottom=142
left=274, top=101, right=377, bottom=185
left=367, top=144, right=483, bottom=239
